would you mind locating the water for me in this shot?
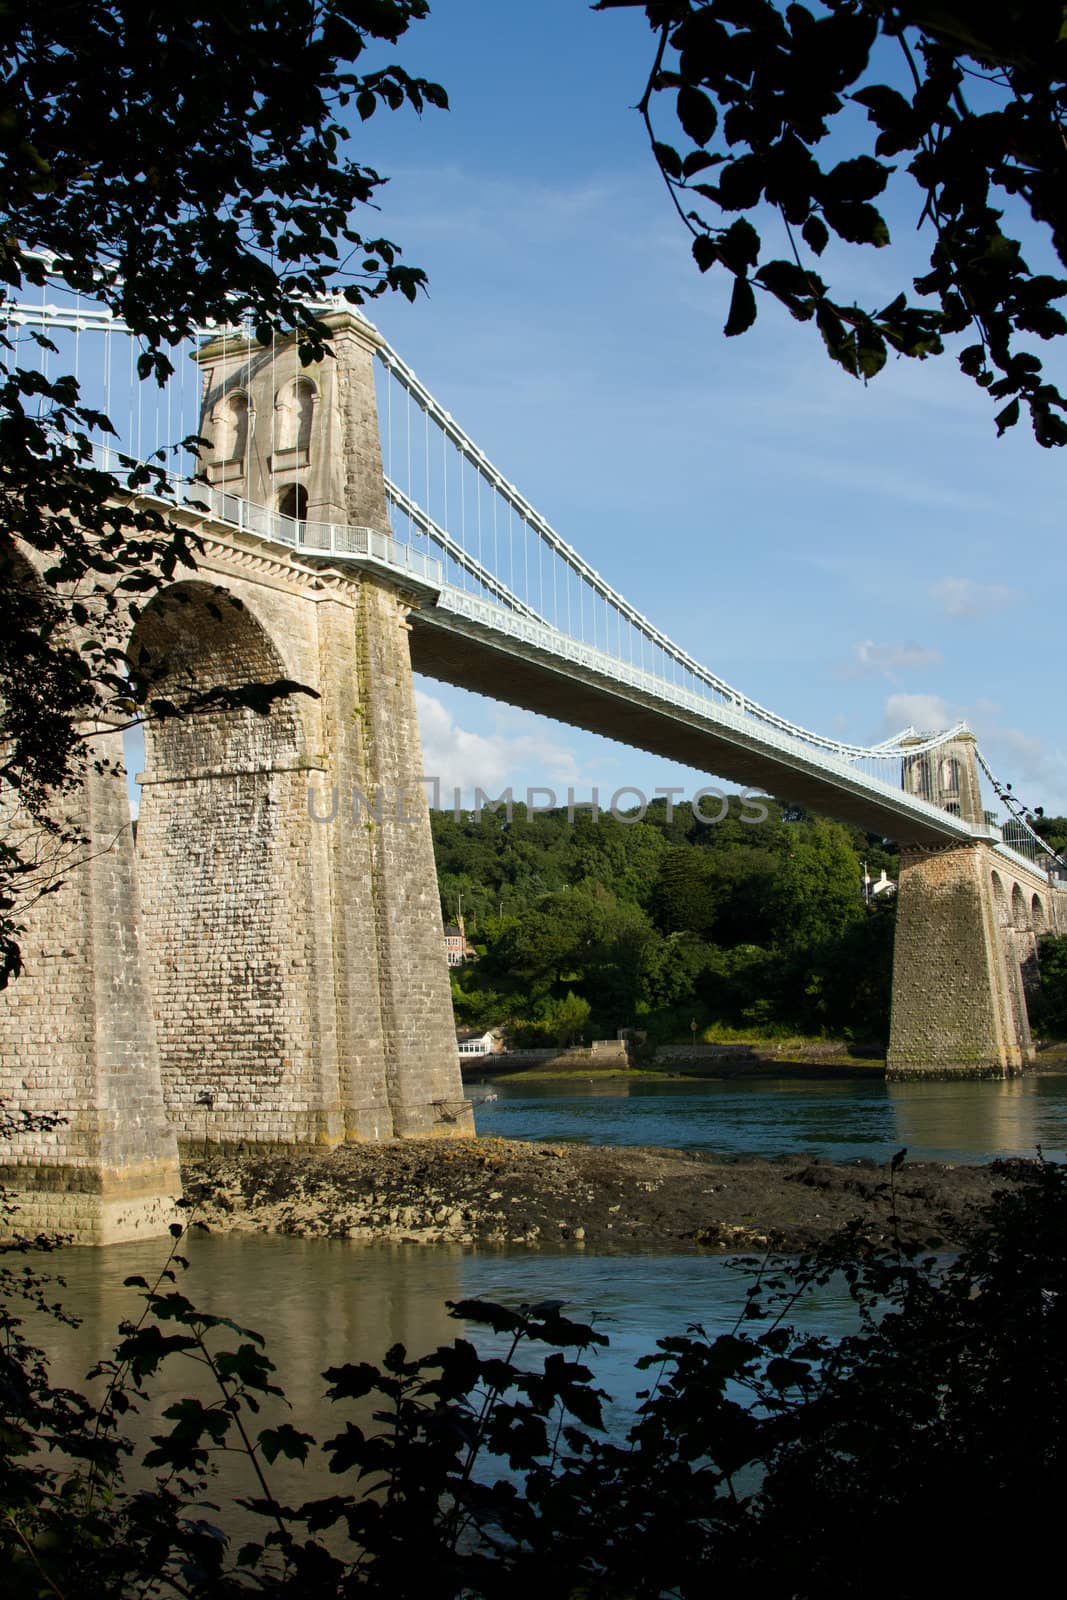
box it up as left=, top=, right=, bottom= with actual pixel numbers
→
left=470, top=1071, right=1067, bottom=1165
left=21, top=1072, right=1067, bottom=1539
left=25, top=1233, right=854, bottom=1522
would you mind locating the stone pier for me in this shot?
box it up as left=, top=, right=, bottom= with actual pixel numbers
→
left=0, top=314, right=472, bottom=1243
left=0, top=727, right=182, bottom=1243
left=887, top=733, right=1058, bottom=1078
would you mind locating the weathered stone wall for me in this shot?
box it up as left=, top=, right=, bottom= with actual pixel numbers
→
left=131, top=534, right=472, bottom=1147
left=1, top=314, right=472, bottom=1240
left=0, top=729, right=181, bottom=1242
left=354, top=581, right=473, bottom=1134
left=133, top=572, right=340, bottom=1145
left=887, top=841, right=1048, bottom=1077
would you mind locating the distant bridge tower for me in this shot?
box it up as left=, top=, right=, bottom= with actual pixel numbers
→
left=901, top=731, right=987, bottom=825
left=0, top=314, right=473, bottom=1243
left=888, top=730, right=1047, bottom=1077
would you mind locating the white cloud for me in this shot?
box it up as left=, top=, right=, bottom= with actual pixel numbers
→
left=882, top=692, right=957, bottom=736
left=931, top=576, right=1021, bottom=620
left=845, top=639, right=943, bottom=680
left=979, top=726, right=1066, bottom=807
left=414, top=689, right=584, bottom=805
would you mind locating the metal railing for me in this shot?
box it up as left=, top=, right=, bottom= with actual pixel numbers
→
left=431, top=586, right=990, bottom=841
left=92, top=446, right=444, bottom=591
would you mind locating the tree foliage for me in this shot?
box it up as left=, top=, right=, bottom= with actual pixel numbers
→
left=1031, top=931, right=1067, bottom=1038
left=0, top=2, right=444, bottom=983
left=598, top=1, right=1067, bottom=445
left=4, top=1152, right=1067, bottom=1596
left=434, top=798, right=897, bottom=1046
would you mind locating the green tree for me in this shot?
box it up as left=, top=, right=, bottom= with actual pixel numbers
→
left=653, top=845, right=724, bottom=938
left=483, top=888, right=606, bottom=998
left=0, top=1, right=444, bottom=982
left=565, top=811, right=668, bottom=905
left=768, top=817, right=864, bottom=953
left=1032, top=932, right=1067, bottom=1038
left=599, top=1, right=1067, bottom=445
left=547, top=989, right=592, bottom=1045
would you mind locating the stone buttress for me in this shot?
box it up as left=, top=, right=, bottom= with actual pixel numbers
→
left=0, top=722, right=182, bottom=1243
left=887, top=733, right=1050, bottom=1077
left=1, top=313, right=471, bottom=1243
left=136, top=312, right=472, bottom=1145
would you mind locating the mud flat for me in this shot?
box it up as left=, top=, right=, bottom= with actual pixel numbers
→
left=183, top=1138, right=1022, bottom=1252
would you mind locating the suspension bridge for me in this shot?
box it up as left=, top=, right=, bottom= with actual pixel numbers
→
left=0, top=279, right=1063, bottom=1243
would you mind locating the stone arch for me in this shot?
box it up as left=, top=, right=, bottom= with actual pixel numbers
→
left=129, top=580, right=325, bottom=1142
left=129, top=580, right=304, bottom=774
left=995, top=876, right=1038, bottom=1046
left=1032, top=893, right=1048, bottom=933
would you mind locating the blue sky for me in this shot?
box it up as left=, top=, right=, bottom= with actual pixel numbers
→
left=338, top=2, right=1067, bottom=817
left=120, top=4, right=1067, bottom=819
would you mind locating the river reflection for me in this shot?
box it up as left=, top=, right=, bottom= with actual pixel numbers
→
left=28, top=1234, right=856, bottom=1525
left=24, top=1073, right=1067, bottom=1541
left=472, top=1071, right=1067, bottom=1165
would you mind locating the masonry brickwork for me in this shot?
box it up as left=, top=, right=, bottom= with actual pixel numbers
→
left=0, top=725, right=182, bottom=1243
left=133, top=530, right=473, bottom=1147
left=0, top=315, right=472, bottom=1244
left=887, top=840, right=1062, bottom=1077
left=888, top=732, right=1065, bottom=1078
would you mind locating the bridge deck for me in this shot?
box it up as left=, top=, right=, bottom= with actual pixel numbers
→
left=410, top=601, right=981, bottom=847
left=137, top=490, right=997, bottom=851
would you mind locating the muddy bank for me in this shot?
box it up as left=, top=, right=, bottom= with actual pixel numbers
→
left=183, top=1138, right=1022, bottom=1253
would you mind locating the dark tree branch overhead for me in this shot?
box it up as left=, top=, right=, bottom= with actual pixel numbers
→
left=0, top=1, right=445, bottom=985
left=597, top=1, right=1067, bottom=446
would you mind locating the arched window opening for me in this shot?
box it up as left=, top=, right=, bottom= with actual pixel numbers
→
left=294, top=378, right=315, bottom=456
left=903, top=753, right=934, bottom=802
left=205, top=390, right=251, bottom=484
left=277, top=483, right=308, bottom=522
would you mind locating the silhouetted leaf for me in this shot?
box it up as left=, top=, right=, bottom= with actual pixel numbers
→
left=677, top=85, right=717, bottom=147
left=725, top=276, right=758, bottom=337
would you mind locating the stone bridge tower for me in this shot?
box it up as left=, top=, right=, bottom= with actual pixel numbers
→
left=888, top=731, right=1054, bottom=1076
left=0, top=314, right=473, bottom=1243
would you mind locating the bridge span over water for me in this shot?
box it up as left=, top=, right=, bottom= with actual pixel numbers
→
left=0, top=295, right=1062, bottom=1242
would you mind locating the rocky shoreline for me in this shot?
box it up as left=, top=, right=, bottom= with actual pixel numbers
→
left=183, top=1137, right=1024, bottom=1253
